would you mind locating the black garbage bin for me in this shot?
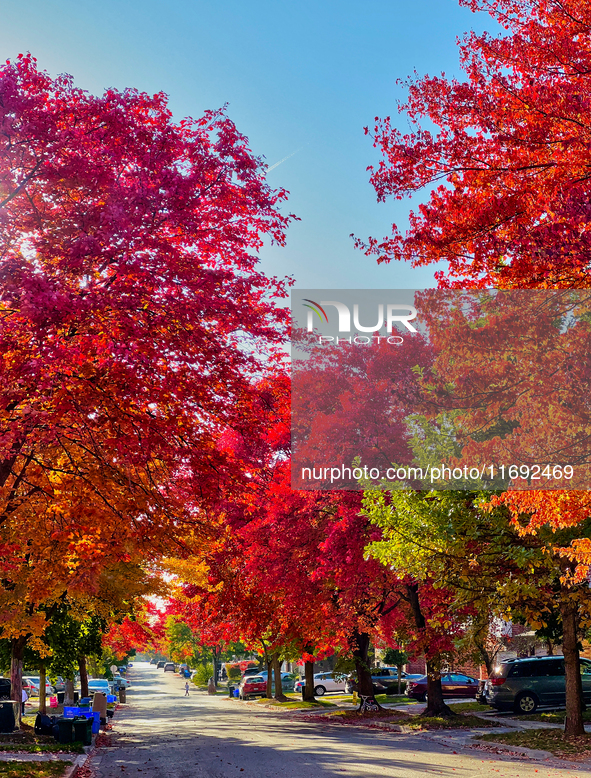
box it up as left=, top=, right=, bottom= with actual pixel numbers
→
left=73, top=716, right=92, bottom=746
left=0, top=700, right=18, bottom=733
left=73, top=692, right=79, bottom=704
left=228, top=685, right=234, bottom=698
left=119, top=688, right=126, bottom=703
left=57, top=691, right=65, bottom=705
left=57, top=717, right=74, bottom=744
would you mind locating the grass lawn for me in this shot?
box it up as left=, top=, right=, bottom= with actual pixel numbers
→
left=0, top=743, right=84, bottom=754
left=195, top=688, right=229, bottom=695
left=447, top=702, right=491, bottom=714
left=254, top=696, right=335, bottom=709
left=323, top=709, right=410, bottom=723
left=328, top=694, right=418, bottom=706
left=478, top=728, right=591, bottom=758
left=0, top=762, right=72, bottom=777
left=515, top=710, right=591, bottom=723
left=322, top=707, right=499, bottom=730
left=406, top=713, right=500, bottom=730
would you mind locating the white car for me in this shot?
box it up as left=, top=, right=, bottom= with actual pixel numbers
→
left=295, top=672, right=348, bottom=696
left=22, top=677, right=55, bottom=697
left=87, top=678, right=111, bottom=694
left=111, top=676, right=131, bottom=689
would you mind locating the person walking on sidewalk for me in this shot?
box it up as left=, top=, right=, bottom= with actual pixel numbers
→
left=184, top=681, right=190, bottom=697
left=21, top=688, right=28, bottom=717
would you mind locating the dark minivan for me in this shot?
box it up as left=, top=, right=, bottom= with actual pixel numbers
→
left=485, top=656, right=591, bottom=713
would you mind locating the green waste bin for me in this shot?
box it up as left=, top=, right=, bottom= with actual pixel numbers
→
left=57, top=717, right=74, bottom=744
left=73, top=716, right=92, bottom=746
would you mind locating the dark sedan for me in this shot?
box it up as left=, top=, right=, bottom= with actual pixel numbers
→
left=406, top=672, right=479, bottom=702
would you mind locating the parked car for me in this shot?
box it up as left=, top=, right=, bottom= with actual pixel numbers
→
left=87, top=678, right=111, bottom=694
left=163, top=662, right=176, bottom=672
left=484, top=655, right=591, bottom=714
left=255, top=671, right=294, bottom=692
left=294, top=672, right=348, bottom=696
left=111, top=676, right=131, bottom=689
left=0, top=678, right=11, bottom=700
left=406, top=672, right=479, bottom=702
left=51, top=676, right=65, bottom=693
left=242, top=667, right=264, bottom=678
left=22, top=677, right=55, bottom=697
left=117, top=666, right=127, bottom=676
left=239, top=675, right=267, bottom=699
left=346, top=668, right=423, bottom=695
left=156, top=661, right=166, bottom=669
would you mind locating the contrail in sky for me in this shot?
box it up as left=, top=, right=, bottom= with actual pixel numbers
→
left=267, top=147, right=303, bottom=172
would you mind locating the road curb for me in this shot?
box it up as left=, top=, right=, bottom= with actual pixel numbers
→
left=61, top=752, right=89, bottom=777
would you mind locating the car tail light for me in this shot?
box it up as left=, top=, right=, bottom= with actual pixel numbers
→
left=490, top=677, right=506, bottom=686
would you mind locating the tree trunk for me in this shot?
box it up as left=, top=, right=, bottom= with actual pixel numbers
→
left=272, top=653, right=287, bottom=702
left=405, top=582, right=454, bottom=717
left=78, top=656, right=89, bottom=699
left=561, top=597, right=585, bottom=736
left=212, top=647, right=219, bottom=688
left=10, top=636, right=26, bottom=729
left=352, top=630, right=381, bottom=712
left=546, top=639, right=554, bottom=656
left=39, top=663, right=47, bottom=715
left=64, top=678, right=75, bottom=707
left=265, top=657, right=273, bottom=699
left=423, top=659, right=454, bottom=717
left=303, top=660, right=315, bottom=701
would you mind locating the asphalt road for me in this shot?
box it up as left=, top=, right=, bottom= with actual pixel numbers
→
left=89, top=662, right=591, bottom=778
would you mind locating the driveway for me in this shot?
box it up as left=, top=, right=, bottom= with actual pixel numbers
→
left=88, top=662, right=591, bottom=778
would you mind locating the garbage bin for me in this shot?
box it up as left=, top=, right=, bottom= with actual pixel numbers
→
left=73, top=716, right=92, bottom=746
left=228, top=685, right=234, bottom=698
left=57, top=717, right=74, bottom=744
left=301, top=685, right=306, bottom=701
left=57, top=691, right=65, bottom=705
left=0, top=701, right=18, bottom=733
left=73, top=692, right=79, bottom=704
left=119, top=688, right=126, bottom=703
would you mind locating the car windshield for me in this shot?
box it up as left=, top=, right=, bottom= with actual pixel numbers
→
left=247, top=677, right=264, bottom=683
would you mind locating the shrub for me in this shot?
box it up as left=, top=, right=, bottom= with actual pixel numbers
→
left=192, top=663, right=214, bottom=687
left=227, top=665, right=242, bottom=682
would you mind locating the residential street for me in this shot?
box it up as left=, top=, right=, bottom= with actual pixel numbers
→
left=88, top=662, right=591, bottom=778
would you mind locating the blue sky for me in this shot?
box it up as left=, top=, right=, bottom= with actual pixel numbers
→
left=0, top=0, right=495, bottom=290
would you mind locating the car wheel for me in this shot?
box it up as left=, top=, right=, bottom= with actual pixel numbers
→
left=514, top=691, right=538, bottom=714
left=416, top=693, right=426, bottom=703
left=314, top=685, right=326, bottom=696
